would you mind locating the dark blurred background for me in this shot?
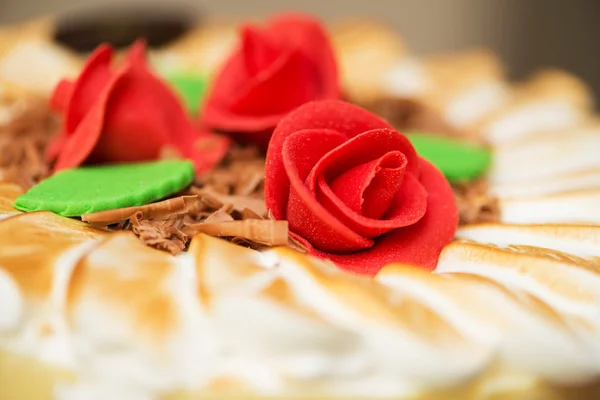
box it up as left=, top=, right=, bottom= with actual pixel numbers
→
left=1, top=0, right=599, bottom=100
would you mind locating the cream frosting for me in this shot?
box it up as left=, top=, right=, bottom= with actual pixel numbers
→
left=383, top=58, right=430, bottom=97
left=444, top=81, right=509, bottom=128
left=482, top=100, right=584, bottom=144
left=378, top=266, right=600, bottom=383
left=491, top=169, right=600, bottom=198
left=8, top=239, right=100, bottom=369
left=457, top=224, right=600, bottom=258
left=491, top=130, right=600, bottom=185
left=0, top=268, right=22, bottom=332
left=0, top=40, right=80, bottom=96
left=499, top=190, right=600, bottom=225
left=0, top=226, right=599, bottom=399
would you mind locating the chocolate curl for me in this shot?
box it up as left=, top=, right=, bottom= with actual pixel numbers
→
left=240, top=207, right=263, bottom=220
left=203, top=208, right=235, bottom=223
left=184, top=219, right=289, bottom=247
left=188, top=186, right=267, bottom=216
left=130, top=211, right=187, bottom=255
left=234, top=170, right=264, bottom=196
left=81, top=195, right=203, bottom=224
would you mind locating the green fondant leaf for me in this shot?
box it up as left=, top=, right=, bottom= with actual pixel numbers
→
left=406, top=132, right=491, bottom=183
left=14, top=160, right=194, bottom=217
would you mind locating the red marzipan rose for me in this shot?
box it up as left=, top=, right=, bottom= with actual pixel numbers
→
left=265, top=100, right=458, bottom=275
left=202, top=13, right=339, bottom=149
left=47, top=39, right=230, bottom=174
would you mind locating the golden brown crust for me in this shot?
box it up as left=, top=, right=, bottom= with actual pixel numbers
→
left=67, top=232, right=177, bottom=342
left=0, top=211, right=104, bottom=297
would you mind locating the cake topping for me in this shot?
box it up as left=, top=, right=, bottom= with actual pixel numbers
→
left=46, top=39, right=229, bottom=174
left=265, top=100, right=458, bottom=274
left=14, top=160, right=195, bottom=216
left=129, top=211, right=188, bottom=255
left=81, top=195, right=203, bottom=224
left=406, top=132, right=491, bottom=183
left=0, top=97, right=56, bottom=189
left=90, top=189, right=288, bottom=255
left=202, top=13, right=339, bottom=149
left=453, top=179, right=500, bottom=225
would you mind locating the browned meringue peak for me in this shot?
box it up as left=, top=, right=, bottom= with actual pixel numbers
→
left=268, top=247, right=493, bottom=389
left=189, top=233, right=272, bottom=294
left=0, top=181, right=23, bottom=216
left=67, top=232, right=178, bottom=342
left=0, top=211, right=105, bottom=298
left=457, top=224, right=600, bottom=259
left=478, top=69, right=593, bottom=145
left=155, top=19, right=241, bottom=77
left=435, top=241, right=600, bottom=323
left=491, top=169, right=600, bottom=199
left=498, top=189, right=600, bottom=225
left=376, top=264, right=600, bottom=384
left=0, top=17, right=55, bottom=53
left=382, top=48, right=509, bottom=133
left=0, top=33, right=81, bottom=97
left=490, top=120, right=600, bottom=187
left=330, top=18, right=407, bottom=106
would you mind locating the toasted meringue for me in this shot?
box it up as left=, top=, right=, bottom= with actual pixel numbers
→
left=479, top=69, right=593, bottom=144
left=331, top=18, right=407, bottom=105
left=157, top=20, right=241, bottom=77
left=457, top=223, right=600, bottom=258
left=436, top=241, right=600, bottom=323
left=499, top=189, right=600, bottom=225
left=384, top=48, right=510, bottom=131
left=0, top=40, right=81, bottom=97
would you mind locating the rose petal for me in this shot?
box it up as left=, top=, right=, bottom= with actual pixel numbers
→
left=282, top=129, right=373, bottom=253
left=49, top=79, right=74, bottom=114
left=125, top=39, right=147, bottom=69
left=241, top=25, right=282, bottom=76
left=267, top=13, right=338, bottom=99
left=89, top=71, right=174, bottom=162
left=295, top=158, right=458, bottom=274
left=231, top=48, right=317, bottom=116
left=266, top=100, right=413, bottom=219
left=307, top=129, right=416, bottom=182
left=47, top=46, right=114, bottom=162
left=299, top=128, right=426, bottom=238
left=328, top=151, right=406, bottom=216
left=53, top=73, right=116, bottom=171
left=53, top=40, right=228, bottom=174
left=316, top=171, right=428, bottom=239
left=64, top=44, right=114, bottom=134
left=202, top=13, right=339, bottom=140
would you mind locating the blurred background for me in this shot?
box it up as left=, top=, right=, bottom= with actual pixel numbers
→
left=1, top=0, right=599, bottom=99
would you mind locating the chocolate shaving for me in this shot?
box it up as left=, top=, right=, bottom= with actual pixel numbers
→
left=240, top=207, right=263, bottom=220
left=195, top=144, right=265, bottom=199
left=203, top=208, right=235, bottom=223
left=85, top=144, right=296, bottom=254
left=453, top=179, right=500, bottom=225
left=187, top=186, right=267, bottom=216
left=0, top=99, right=57, bottom=189
left=130, top=212, right=188, bottom=255
left=82, top=195, right=204, bottom=224
left=184, top=219, right=289, bottom=247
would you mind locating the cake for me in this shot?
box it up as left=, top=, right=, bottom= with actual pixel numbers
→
left=1, top=10, right=600, bottom=400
